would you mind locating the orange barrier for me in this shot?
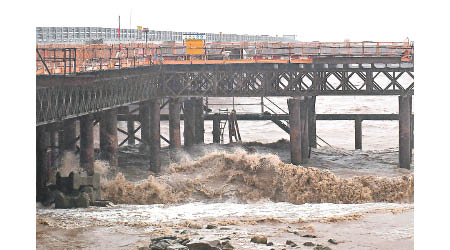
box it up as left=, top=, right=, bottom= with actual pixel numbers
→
left=36, top=41, right=413, bottom=75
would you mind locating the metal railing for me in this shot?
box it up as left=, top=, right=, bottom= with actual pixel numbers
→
left=36, top=41, right=414, bottom=75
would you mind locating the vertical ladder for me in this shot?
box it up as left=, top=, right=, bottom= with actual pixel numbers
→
left=218, top=108, right=229, bottom=143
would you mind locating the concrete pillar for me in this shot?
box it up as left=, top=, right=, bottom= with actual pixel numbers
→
left=399, top=96, right=412, bottom=169
left=36, top=126, right=50, bottom=201
left=100, top=109, right=118, bottom=167
left=80, top=114, right=95, bottom=175
left=139, top=101, right=150, bottom=151
left=149, top=98, right=161, bottom=172
left=300, top=98, right=309, bottom=161
left=213, top=114, right=221, bottom=143
left=308, top=96, right=317, bottom=148
left=169, top=97, right=182, bottom=149
left=355, top=118, right=362, bottom=150
left=183, top=99, right=195, bottom=147
left=288, top=98, right=302, bottom=165
left=62, top=118, right=76, bottom=151
left=194, top=97, right=204, bottom=144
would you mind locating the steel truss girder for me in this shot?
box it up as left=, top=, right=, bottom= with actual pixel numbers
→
left=36, top=69, right=413, bottom=126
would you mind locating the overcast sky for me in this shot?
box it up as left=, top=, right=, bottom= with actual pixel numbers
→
left=34, top=0, right=415, bottom=42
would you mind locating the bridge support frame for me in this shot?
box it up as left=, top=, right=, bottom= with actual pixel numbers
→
left=100, top=109, right=118, bottom=167
left=140, top=101, right=150, bottom=151
left=399, top=95, right=412, bottom=169
left=80, top=114, right=94, bottom=175
left=169, top=98, right=182, bottom=149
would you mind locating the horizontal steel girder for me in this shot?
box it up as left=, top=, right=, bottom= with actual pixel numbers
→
left=36, top=65, right=413, bottom=125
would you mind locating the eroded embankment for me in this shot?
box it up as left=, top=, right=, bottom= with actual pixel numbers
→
left=101, top=150, right=413, bottom=204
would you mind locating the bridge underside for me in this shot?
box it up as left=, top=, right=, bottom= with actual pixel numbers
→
left=37, top=63, right=413, bottom=126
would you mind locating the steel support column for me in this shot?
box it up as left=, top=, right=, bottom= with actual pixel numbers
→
left=300, top=98, right=309, bottom=162
left=355, top=118, right=362, bottom=150
left=183, top=99, right=195, bottom=147
left=139, top=101, right=150, bottom=151
left=62, top=119, right=76, bottom=151
left=100, top=109, right=118, bottom=167
left=399, top=95, right=412, bottom=169
left=213, top=114, right=221, bottom=143
left=169, top=97, right=181, bottom=149
left=194, top=97, right=204, bottom=144
left=80, top=114, right=94, bottom=175
left=288, top=98, right=302, bottom=165
left=149, top=98, right=161, bottom=172
left=36, top=126, right=50, bottom=201
left=308, top=96, right=317, bottom=148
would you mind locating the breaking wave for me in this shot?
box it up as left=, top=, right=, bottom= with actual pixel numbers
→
left=101, top=150, right=413, bottom=204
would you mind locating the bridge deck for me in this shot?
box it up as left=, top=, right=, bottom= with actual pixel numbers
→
left=36, top=41, right=413, bottom=75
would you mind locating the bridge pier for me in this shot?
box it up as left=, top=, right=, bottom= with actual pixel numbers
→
left=399, top=96, right=412, bottom=169
left=140, top=101, right=150, bottom=151
left=169, top=97, right=182, bottom=149
left=213, top=114, right=221, bottom=143
left=49, top=125, right=59, bottom=172
left=127, top=107, right=136, bottom=145
left=100, top=109, right=118, bottom=167
left=36, top=125, right=50, bottom=201
left=355, top=118, right=362, bottom=150
left=149, top=98, right=161, bottom=172
left=288, top=98, right=302, bottom=165
left=80, top=114, right=94, bottom=175
left=308, top=96, right=317, bottom=148
left=194, top=97, right=204, bottom=144
left=183, top=99, right=195, bottom=147
left=300, top=98, right=310, bottom=162
left=62, top=119, right=77, bottom=152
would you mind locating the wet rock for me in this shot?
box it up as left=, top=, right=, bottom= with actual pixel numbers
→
left=187, top=222, right=202, bottom=229
left=186, top=240, right=221, bottom=250
left=206, top=224, right=217, bottom=229
left=139, top=247, right=150, bottom=250
left=54, top=191, right=90, bottom=209
left=221, top=240, right=234, bottom=250
left=167, top=244, right=188, bottom=250
left=220, top=236, right=231, bottom=240
left=179, top=238, right=190, bottom=246
left=328, top=239, right=338, bottom=245
left=313, top=246, right=332, bottom=250
left=303, top=241, right=315, bottom=247
left=302, top=234, right=317, bottom=238
left=267, top=242, right=274, bottom=246
left=286, top=240, right=297, bottom=247
left=250, top=236, right=268, bottom=244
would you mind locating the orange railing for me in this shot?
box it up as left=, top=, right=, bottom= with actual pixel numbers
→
left=36, top=41, right=413, bottom=75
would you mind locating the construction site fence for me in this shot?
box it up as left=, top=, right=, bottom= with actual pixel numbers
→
left=36, top=41, right=414, bottom=75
